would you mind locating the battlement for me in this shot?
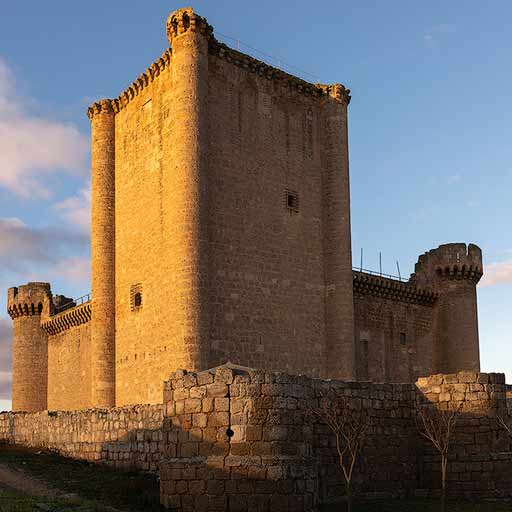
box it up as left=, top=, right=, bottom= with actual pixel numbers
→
left=412, top=243, right=483, bottom=286
left=353, top=271, right=438, bottom=305
left=7, top=283, right=51, bottom=319
left=166, top=7, right=213, bottom=45
left=42, top=300, right=92, bottom=336
left=86, top=7, right=350, bottom=122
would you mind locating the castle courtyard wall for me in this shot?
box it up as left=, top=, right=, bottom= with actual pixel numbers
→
left=353, top=272, right=437, bottom=382
left=2, top=367, right=512, bottom=510
left=47, top=322, right=92, bottom=411
left=0, top=404, right=163, bottom=472
left=160, top=368, right=512, bottom=510
left=41, top=301, right=93, bottom=411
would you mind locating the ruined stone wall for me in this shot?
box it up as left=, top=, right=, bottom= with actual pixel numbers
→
left=160, top=367, right=512, bottom=510
left=0, top=404, right=163, bottom=472
left=2, top=367, right=512, bottom=509
left=416, top=371, right=511, bottom=497
left=353, top=272, right=437, bottom=383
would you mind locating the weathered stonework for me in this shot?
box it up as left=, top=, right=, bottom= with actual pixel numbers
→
left=6, top=7, right=483, bottom=412
left=0, top=404, right=163, bottom=472
left=2, top=367, right=512, bottom=511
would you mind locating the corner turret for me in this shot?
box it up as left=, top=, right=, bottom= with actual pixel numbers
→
left=411, top=243, right=482, bottom=374
left=7, top=282, right=52, bottom=411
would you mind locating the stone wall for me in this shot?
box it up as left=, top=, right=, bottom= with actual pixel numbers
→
left=47, top=321, right=92, bottom=411
left=3, top=366, right=512, bottom=510
left=159, top=366, right=512, bottom=510
left=0, top=404, right=162, bottom=472
left=416, top=371, right=512, bottom=497
left=353, top=272, right=437, bottom=383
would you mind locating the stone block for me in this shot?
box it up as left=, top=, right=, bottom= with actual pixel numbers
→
left=215, top=367, right=234, bottom=385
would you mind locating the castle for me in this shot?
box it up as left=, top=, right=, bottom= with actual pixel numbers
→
left=6, top=7, right=483, bottom=413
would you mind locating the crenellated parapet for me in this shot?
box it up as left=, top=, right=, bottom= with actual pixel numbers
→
left=7, top=283, right=51, bottom=319
left=166, top=7, right=213, bottom=46
left=412, top=243, right=483, bottom=287
left=42, top=301, right=92, bottom=336
left=87, top=8, right=352, bottom=120
left=318, top=83, right=351, bottom=105
left=353, top=271, right=438, bottom=306
left=86, top=98, right=115, bottom=120
left=86, top=49, right=172, bottom=119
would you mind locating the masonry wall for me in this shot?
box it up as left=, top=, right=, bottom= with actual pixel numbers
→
left=160, top=367, right=512, bottom=511
left=110, top=27, right=354, bottom=405
left=205, top=54, right=334, bottom=377
left=47, top=322, right=92, bottom=411
left=2, top=367, right=512, bottom=510
left=0, top=404, right=163, bottom=472
left=353, top=272, right=437, bottom=383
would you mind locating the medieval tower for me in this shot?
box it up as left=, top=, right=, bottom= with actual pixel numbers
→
left=6, top=8, right=483, bottom=412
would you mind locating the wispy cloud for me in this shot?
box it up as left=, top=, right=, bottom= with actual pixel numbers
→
left=424, top=23, right=457, bottom=47
left=0, top=217, right=88, bottom=275
left=49, top=256, right=90, bottom=284
left=480, top=260, right=512, bottom=288
left=0, top=59, right=89, bottom=198
left=54, top=186, right=91, bottom=232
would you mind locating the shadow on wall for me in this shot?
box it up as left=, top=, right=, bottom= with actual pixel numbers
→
left=2, top=366, right=512, bottom=512
left=159, top=367, right=512, bottom=511
left=0, top=404, right=163, bottom=473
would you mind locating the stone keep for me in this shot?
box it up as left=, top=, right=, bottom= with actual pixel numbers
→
left=6, top=7, right=483, bottom=412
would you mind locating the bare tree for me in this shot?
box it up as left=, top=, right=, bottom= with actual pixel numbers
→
left=416, top=402, right=462, bottom=511
left=310, top=393, right=371, bottom=512
left=497, top=413, right=512, bottom=436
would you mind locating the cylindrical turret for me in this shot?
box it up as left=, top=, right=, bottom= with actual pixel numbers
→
left=7, top=282, right=51, bottom=411
left=165, top=8, right=211, bottom=370
left=412, top=243, right=483, bottom=374
left=87, top=99, right=116, bottom=407
left=320, top=84, right=355, bottom=379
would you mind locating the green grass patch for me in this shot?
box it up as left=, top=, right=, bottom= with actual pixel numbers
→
left=0, top=444, right=161, bottom=511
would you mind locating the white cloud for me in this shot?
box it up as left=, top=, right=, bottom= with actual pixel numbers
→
left=50, top=256, right=90, bottom=284
left=0, top=217, right=88, bottom=274
left=0, top=59, right=89, bottom=198
left=480, top=260, right=512, bottom=288
left=54, top=186, right=91, bottom=232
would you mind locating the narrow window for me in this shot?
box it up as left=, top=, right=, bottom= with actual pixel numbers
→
left=400, top=332, right=407, bottom=347
left=130, top=284, right=143, bottom=311
left=285, top=189, right=299, bottom=213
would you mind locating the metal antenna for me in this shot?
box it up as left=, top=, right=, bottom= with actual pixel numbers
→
left=379, top=252, right=382, bottom=276
left=396, top=261, right=401, bottom=280
left=360, top=248, right=363, bottom=272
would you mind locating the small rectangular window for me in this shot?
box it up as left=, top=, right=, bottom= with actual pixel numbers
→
left=400, top=332, right=407, bottom=346
left=130, top=283, right=143, bottom=311
left=285, top=189, right=299, bottom=213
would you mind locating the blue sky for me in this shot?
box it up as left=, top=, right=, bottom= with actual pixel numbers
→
left=0, top=1, right=511, bottom=410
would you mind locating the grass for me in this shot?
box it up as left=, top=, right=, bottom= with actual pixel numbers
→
left=0, top=444, right=161, bottom=511
left=1, top=444, right=512, bottom=511
left=0, top=489, right=110, bottom=512
left=321, top=498, right=512, bottom=511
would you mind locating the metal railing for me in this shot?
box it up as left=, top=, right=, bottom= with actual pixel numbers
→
left=353, top=267, right=409, bottom=283
left=54, top=293, right=91, bottom=313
